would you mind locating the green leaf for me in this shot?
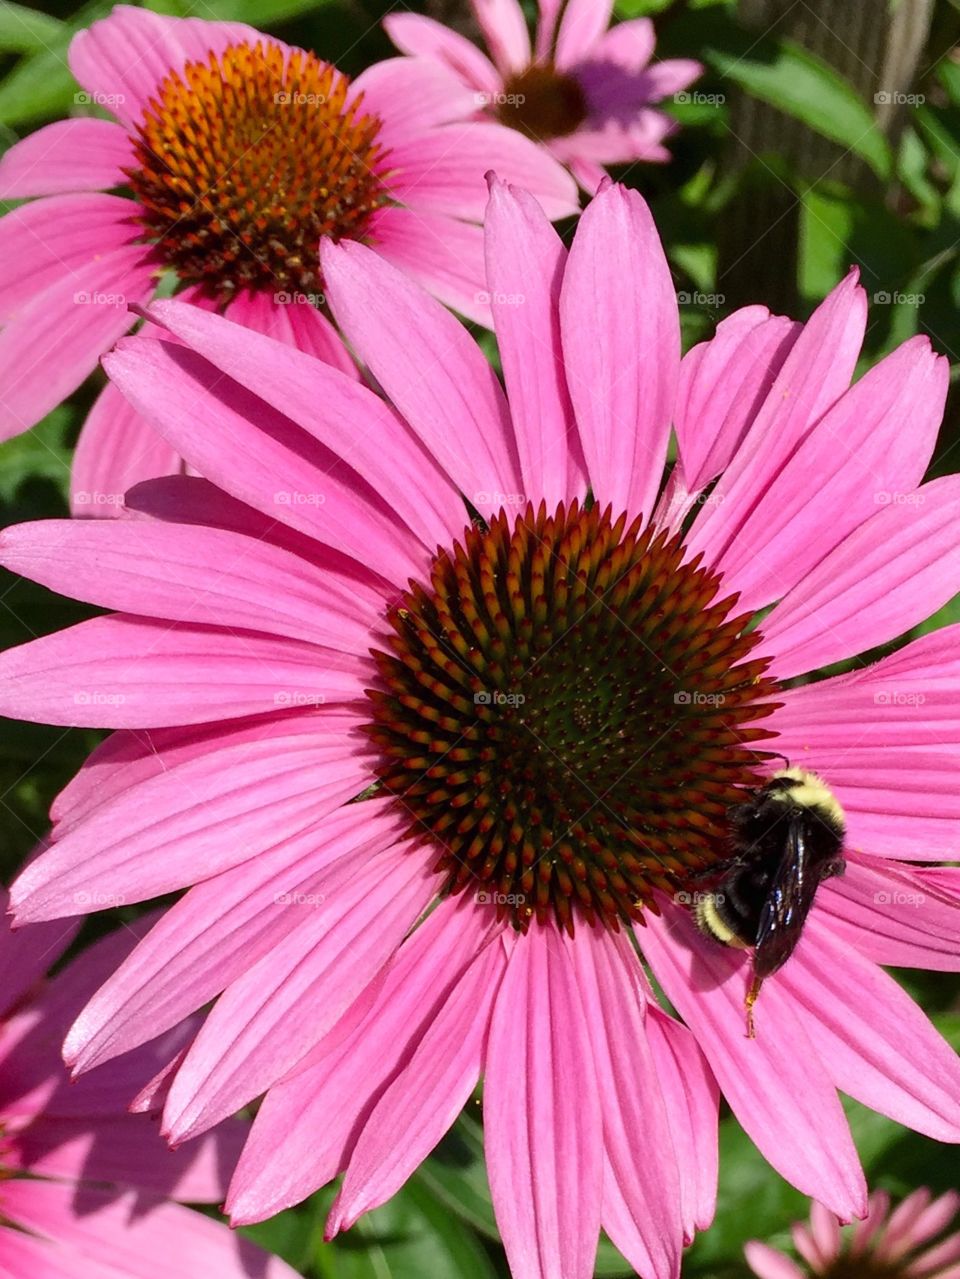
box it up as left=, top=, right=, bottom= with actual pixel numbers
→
left=0, top=404, right=74, bottom=505
left=0, top=1, right=64, bottom=53
left=147, top=0, right=336, bottom=20
left=0, top=0, right=112, bottom=127
left=706, top=39, right=891, bottom=180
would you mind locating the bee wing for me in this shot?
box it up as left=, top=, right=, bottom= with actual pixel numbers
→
left=752, top=821, right=816, bottom=980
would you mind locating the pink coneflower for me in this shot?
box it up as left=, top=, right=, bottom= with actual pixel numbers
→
left=2, top=179, right=960, bottom=1278
left=746, top=1188, right=960, bottom=1279
left=0, top=3, right=577, bottom=456
left=385, top=0, right=702, bottom=190
left=0, top=891, right=297, bottom=1278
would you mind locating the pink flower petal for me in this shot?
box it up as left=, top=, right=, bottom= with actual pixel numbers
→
left=714, top=336, right=948, bottom=610
left=387, top=121, right=578, bottom=221
left=0, top=614, right=367, bottom=729
left=637, top=60, right=704, bottom=101
left=370, top=204, right=492, bottom=326
left=744, top=1241, right=806, bottom=1279
left=64, top=799, right=397, bottom=1075
left=782, top=914, right=960, bottom=1140
left=162, top=843, right=437, bottom=1142
left=226, top=895, right=497, bottom=1224
left=328, top=930, right=508, bottom=1232
left=351, top=57, right=481, bottom=143
left=12, top=712, right=368, bottom=922
left=0, top=887, right=79, bottom=1020
left=759, top=474, right=960, bottom=678
left=68, top=7, right=259, bottom=131
left=321, top=237, right=523, bottom=518
left=104, top=335, right=428, bottom=586
left=0, top=245, right=155, bottom=440
left=383, top=12, right=501, bottom=95
left=569, top=926, right=683, bottom=1279
left=470, top=0, right=531, bottom=74
left=641, top=904, right=866, bottom=1218
left=223, top=287, right=358, bottom=381
left=587, top=18, right=656, bottom=72
left=71, top=380, right=182, bottom=517
left=559, top=182, right=679, bottom=523
left=554, top=0, right=613, bottom=69
left=549, top=110, right=674, bottom=167
left=0, top=517, right=379, bottom=650
left=485, top=178, right=585, bottom=505
left=485, top=925, right=603, bottom=1279
left=0, top=118, right=133, bottom=197
left=143, top=298, right=467, bottom=551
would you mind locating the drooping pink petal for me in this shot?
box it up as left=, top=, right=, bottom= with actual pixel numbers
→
left=351, top=57, right=481, bottom=143
left=554, top=0, right=614, bottom=69
left=321, top=237, right=523, bottom=519
left=470, top=0, right=531, bottom=74
left=759, top=474, right=960, bottom=678
left=485, top=177, right=585, bottom=505
left=782, top=913, right=960, bottom=1141
left=223, top=287, right=358, bottom=381
left=686, top=269, right=867, bottom=564
left=484, top=925, right=603, bottom=1279
left=71, top=380, right=182, bottom=517
left=12, top=712, right=368, bottom=922
left=370, top=205, right=492, bottom=327
left=0, top=614, right=367, bottom=729
left=142, top=298, right=468, bottom=550
left=68, top=6, right=260, bottom=131
left=712, top=336, right=948, bottom=609
left=0, top=518, right=379, bottom=650
left=162, top=842, right=437, bottom=1142
left=103, top=336, right=428, bottom=585
left=744, top=1241, right=806, bottom=1279
left=0, top=118, right=133, bottom=197
left=0, top=245, right=156, bottom=440
left=559, top=182, right=679, bottom=524
left=226, top=896, right=497, bottom=1224
left=328, top=929, right=508, bottom=1232
left=569, top=925, right=684, bottom=1279
left=387, top=121, right=578, bottom=221
left=63, top=798, right=400, bottom=1075
left=641, top=903, right=866, bottom=1218
left=383, top=12, right=501, bottom=95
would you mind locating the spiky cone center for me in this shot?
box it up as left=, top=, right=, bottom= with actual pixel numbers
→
left=366, top=501, right=781, bottom=934
left=497, top=63, right=589, bottom=141
left=127, top=41, right=390, bottom=300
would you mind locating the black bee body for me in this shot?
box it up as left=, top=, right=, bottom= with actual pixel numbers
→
left=694, top=767, right=846, bottom=1036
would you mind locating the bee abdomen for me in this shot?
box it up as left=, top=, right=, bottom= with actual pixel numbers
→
left=694, top=890, right=753, bottom=949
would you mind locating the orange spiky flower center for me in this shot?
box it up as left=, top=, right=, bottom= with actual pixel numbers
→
left=127, top=41, right=390, bottom=300
left=365, top=501, right=781, bottom=934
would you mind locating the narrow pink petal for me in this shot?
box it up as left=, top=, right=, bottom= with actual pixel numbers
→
left=782, top=914, right=960, bottom=1140
left=0, top=246, right=155, bottom=440
left=329, top=931, right=508, bottom=1231
left=0, top=518, right=378, bottom=650
left=759, top=474, right=960, bottom=678
left=554, top=0, right=613, bottom=69
left=71, top=380, right=182, bottom=517
left=485, top=925, right=603, bottom=1279
left=569, top=926, right=683, bottom=1279
left=0, top=1226, right=111, bottom=1279
left=321, top=237, right=523, bottom=518
left=1, top=1181, right=299, bottom=1279
left=351, top=57, right=480, bottom=143
left=223, top=288, right=358, bottom=381
left=714, top=336, right=948, bottom=609
left=640, top=904, right=866, bottom=1218
left=744, top=1241, right=806, bottom=1279
left=559, top=183, right=679, bottom=524
left=808, top=1199, right=843, bottom=1258
left=900, top=1189, right=960, bottom=1250
left=0, top=118, right=133, bottom=197
left=12, top=714, right=368, bottom=922
left=143, top=298, right=467, bottom=550
left=0, top=614, right=366, bottom=729
left=587, top=18, right=656, bottom=72
left=387, top=121, right=578, bottom=221
left=470, top=0, right=531, bottom=73
left=0, top=887, right=79, bottom=1019
left=162, top=843, right=437, bottom=1141
left=65, top=799, right=396, bottom=1075
left=104, top=336, right=428, bottom=586
left=686, top=270, right=867, bottom=564
left=383, top=13, right=501, bottom=94
left=370, top=205, right=492, bottom=326
left=68, top=8, right=260, bottom=131
left=817, top=856, right=960, bottom=971
left=227, top=896, right=497, bottom=1224
left=637, top=60, right=704, bottom=101
left=485, top=178, right=585, bottom=504
left=534, top=0, right=562, bottom=59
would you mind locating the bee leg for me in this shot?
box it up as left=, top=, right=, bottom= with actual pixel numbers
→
left=745, top=973, right=764, bottom=1039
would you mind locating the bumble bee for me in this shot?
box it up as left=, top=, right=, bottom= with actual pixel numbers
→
left=693, top=767, right=846, bottom=1038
